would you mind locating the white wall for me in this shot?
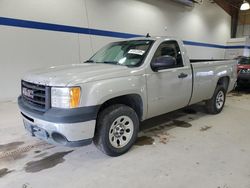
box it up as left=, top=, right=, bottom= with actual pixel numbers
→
left=225, top=37, right=250, bottom=59
left=0, top=0, right=231, bottom=101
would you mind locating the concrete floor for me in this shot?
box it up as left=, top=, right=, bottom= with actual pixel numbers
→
left=0, top=90, right=250, bottom=188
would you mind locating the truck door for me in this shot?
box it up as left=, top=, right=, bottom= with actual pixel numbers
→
left=146, top=40, right=192, bottom=118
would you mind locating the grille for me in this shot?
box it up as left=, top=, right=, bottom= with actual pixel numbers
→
left=240, top=69, right=250, bottom=74
left=21, top=80, right=51, bottom=112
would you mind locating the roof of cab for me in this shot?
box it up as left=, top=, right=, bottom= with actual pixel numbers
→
left=125, top=36, right=177, bottom=41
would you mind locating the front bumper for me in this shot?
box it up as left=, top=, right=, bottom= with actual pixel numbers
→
left=237, top=74, right=250, bottom=86
left=18, top=96, right=100, bottom=147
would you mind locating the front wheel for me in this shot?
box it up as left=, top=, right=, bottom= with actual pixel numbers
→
left=94, top=104, right=139, bottom=156
left=206, top=86, right=226, bottom=114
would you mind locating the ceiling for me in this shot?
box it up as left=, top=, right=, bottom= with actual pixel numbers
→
left=214, top=0, right=250, bottom=24
left=214, top=0, right=250, bottom=14
left=213, top=0, right=240, bottom=15
left=226, top=0, right=249, bottom=8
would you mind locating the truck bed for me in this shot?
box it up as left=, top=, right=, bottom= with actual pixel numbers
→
left=188, top=59, right=237, bottom=105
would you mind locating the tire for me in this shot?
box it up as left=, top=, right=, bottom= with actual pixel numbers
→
left=94, top=104, right=139, bottom=157
left=206, top=85, right=226, bottom=114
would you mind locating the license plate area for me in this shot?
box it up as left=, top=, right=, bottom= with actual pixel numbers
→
left=23, top=119, right=49, bottom=139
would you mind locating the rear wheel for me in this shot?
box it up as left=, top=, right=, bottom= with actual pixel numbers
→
left=206, top=85, right=226, bottom=114
left=94, top=104, right=139, bottom=156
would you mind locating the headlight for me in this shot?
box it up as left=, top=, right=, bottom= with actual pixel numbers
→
left=51, top=87, right=81, bottom=108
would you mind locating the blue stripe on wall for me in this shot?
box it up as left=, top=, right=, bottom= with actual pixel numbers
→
left=183, top=40, right=225, bottom=49
left=183, top=41, right=250, bottom=49
left=0, top=17, right=249, bottom=49
left=0, top=17, right=142, bottom=38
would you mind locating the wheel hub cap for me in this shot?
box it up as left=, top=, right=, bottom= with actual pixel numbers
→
left=109, top=116, right=134, bottom=148
left=216, top=90, right=224, bottom=109
left=114, top=124, right=125, bottom=137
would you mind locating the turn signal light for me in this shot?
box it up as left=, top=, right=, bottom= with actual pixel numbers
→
left=70, top=87, right=81, bottom=108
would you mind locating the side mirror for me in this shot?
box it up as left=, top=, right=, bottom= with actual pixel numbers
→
left=151, top=55, right=176, bottom=71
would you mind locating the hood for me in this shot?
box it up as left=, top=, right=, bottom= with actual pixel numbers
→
left=238, top=64, right=250, bottom=70
left=22, top=63, right=141, bottom=86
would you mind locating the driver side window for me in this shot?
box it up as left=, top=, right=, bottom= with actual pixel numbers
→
left=152, top=41, right=183, bottom=68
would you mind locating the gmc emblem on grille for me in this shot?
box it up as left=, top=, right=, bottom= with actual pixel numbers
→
left=23, top=87, right=34, bottom=99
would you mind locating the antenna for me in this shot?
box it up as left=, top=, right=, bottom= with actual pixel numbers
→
left=146, top=33, right=151, bottom=38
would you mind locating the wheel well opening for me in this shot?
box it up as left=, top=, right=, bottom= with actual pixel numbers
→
left=217, top=76, right=230, bottom=91
left=98, top=94, right=143, bottom=121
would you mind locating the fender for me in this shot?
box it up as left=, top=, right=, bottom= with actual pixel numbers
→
left=80, top=75, right=148, bottom=120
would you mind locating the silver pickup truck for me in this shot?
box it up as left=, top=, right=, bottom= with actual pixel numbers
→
left=18, top=37, right=237, bottom=156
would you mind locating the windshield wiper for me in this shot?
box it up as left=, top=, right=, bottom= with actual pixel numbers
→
left=85, top=60, right=127, bottom=66
left=103, top=61, right=128, bottom=67
left=102, top=61, right=119, bottom=65
left=84, top=60, right=95, bottom=63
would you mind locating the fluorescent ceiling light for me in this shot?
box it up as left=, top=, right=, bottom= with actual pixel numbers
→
left=240, top=0, right=250, bottom=11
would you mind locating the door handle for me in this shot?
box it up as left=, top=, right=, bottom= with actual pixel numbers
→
left=178, top=73, right=188, bottom=79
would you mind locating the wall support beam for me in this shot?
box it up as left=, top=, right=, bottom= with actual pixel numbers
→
left=231, top=9, right=239, bottom=38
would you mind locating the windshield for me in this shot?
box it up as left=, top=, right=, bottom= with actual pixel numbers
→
left=238, top=57, right=250, bottom=65
left=87, top=40, right=154, bottom=67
